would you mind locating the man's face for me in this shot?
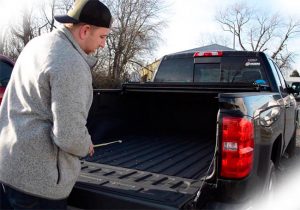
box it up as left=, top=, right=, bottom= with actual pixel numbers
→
left=84, top=26, right=110, bottom=54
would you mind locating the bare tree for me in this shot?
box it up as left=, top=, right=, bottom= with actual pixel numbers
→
left=92, top=0, right=166, bottom=88
left=290, top=70, right=300, bottom=77
left=38, top=0, right=74, bottom=34
left=52, top=0, right=74, bottom=19
left=4, top=6, right=40, bottom=60
left=39, top=0, right=57, bottom=34
left=12, top=8, right=36, bottom=47
left=0, top=30, right=6, bottom=55
left=1, top=0, right=74, bottom=59
left=1, top=0, right=166, bottom=88
left=216, top=2, right=300, bottom=72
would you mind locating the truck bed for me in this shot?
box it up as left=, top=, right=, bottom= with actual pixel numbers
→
left=69, top=135, right=214, bottom=209
left=69, top=89, right=218, bottom=209
left=86, top=135, right=214, bottom=179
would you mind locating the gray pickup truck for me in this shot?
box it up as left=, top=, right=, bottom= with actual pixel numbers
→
left=68, top=50, right=299, bottom=209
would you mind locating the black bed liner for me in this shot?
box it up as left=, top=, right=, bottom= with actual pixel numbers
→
left=74, top=135, right=215, bottom=208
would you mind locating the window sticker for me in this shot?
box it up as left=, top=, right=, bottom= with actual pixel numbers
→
left=245, top=59, right=261, bottom=67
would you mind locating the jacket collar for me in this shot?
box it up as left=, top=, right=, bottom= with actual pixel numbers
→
left=57, top=25, right=97, bottom=68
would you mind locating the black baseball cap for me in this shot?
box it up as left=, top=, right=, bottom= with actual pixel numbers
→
left=54, top=0, right=112, bottom=28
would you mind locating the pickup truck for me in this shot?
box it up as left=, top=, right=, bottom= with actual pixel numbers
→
left=68, top=50, right=299, bottom=209
left=0, top=55, right=14, bottom=104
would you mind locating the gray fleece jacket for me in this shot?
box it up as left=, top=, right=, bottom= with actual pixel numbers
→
left=0, top=26, right=96, bottom=199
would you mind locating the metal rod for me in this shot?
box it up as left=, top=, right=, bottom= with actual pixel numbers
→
left=93, top=140, right=122, bottom=148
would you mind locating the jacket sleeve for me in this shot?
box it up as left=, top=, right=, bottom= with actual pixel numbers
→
left=48, top=63, right=93, bottom=157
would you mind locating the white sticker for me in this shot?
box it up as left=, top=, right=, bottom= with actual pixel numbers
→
left=245, top=61, right=261, bottom=67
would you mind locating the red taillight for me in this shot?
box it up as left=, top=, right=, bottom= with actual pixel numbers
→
left=193, top=51, right=223, bottom=57
left=221, top=117, right=254, bottom=179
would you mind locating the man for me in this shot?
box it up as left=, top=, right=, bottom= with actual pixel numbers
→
left=0, top=0, right=112, bottom=209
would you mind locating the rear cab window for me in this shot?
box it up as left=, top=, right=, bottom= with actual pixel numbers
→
left=154, top=51, right=269, bottom=87
left=154, top=56, right=194, bottom=82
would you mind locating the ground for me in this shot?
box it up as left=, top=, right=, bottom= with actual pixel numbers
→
left=279, top=128, right=300, bottom=170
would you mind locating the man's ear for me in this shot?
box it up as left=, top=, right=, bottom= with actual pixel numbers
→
left=79, top=25, right=91, bottom=40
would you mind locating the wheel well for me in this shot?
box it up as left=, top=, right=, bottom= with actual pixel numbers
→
left=271, top=135, right=282, bottom=168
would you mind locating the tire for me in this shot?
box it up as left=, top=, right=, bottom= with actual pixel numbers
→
left=264, top=161, right=277, bottom=204
left=286, top=129, right=296, bottom=158
left=252, top=161, right=277, bottom=209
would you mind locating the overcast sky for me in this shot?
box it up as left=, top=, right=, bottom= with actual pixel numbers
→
left=158, top=0, right=300, bottom=53
left=156, top=0, right=300, bottom=72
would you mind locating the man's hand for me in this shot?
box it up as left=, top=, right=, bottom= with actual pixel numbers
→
left=88, top=144, right=94, bottom=157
